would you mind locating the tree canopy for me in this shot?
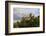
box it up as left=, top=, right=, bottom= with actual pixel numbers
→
left=13, top=13, right=40, bottom=28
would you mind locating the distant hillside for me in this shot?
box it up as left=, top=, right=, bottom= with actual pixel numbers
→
left=13, top=13, right=39, bottom=21
left=13, top=14, right=22, bottom=20
left=13, top=13, right=29, bottom=20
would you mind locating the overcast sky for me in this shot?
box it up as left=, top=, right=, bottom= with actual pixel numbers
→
left=13, top=8, right=40, bottom=17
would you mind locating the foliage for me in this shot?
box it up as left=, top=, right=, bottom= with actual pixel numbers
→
left=13, top=13, right=40, bottom=28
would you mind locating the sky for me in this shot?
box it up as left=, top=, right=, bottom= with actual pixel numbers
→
left=13, top=8, right=40, bottom=20
left=13, top=8, right=40, bottom=16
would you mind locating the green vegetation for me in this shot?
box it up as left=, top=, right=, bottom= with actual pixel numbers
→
left=13, top=13, right=40, bottom=28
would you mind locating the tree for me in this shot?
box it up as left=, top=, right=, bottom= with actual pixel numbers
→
left=29, top=13, right=32, bottom=17
left=13, top=13, right=40, bottom=28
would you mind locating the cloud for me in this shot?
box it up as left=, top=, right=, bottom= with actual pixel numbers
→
left=13, top=8, right=40, bottom=20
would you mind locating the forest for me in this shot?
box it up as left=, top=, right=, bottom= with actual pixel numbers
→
left=13, top=13, right=40, bottom=28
